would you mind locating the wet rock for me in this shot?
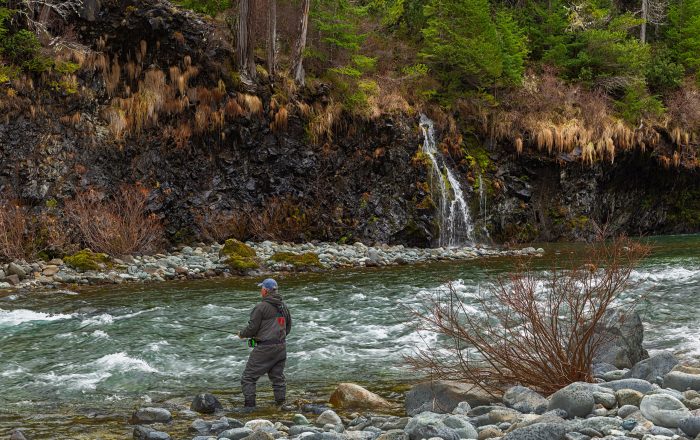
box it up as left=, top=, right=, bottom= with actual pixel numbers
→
left=293, top=414, right=310, bottom=425
left=501, top=422, right=568, bottom=440
left=240, top=431, right=275, bottom=440
left=405, top=381, right=496, bottom=416
left=133, top=425, right=171, bottom=440
left=191, top=393, right=223, bottom=414
left=302, top=403, right=331, bottom=415
left=548, top=383, right=595, bottom=418
left=639, top=394, right=691, bottom=428
left=593, top=310, right=648, bottom=369
left=375, top=429, right=408, bottom=440
left=403, top=412, right=460, bottom=440
left=664, top=371, right=700, bottom=392
left=329, top=383, right=393, bottom=410
left=623, top=352, right=678, bottom=384
left=504, top=386, right=548, bottom=414
left=131, top=407, right=172, bottom=424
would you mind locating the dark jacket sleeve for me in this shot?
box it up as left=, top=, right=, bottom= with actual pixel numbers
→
left=239, top=304, right=263, bottom=338
left=285, top=306, right=292, bottom=336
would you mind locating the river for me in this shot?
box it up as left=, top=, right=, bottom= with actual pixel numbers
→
left=1, top=235, right=699, bottom=438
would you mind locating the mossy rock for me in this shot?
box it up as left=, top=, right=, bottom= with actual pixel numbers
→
left=220, top=239, right=256, bottom=259
left=220, top=239, right=258, bottom=272
left=270, top=252, right=323, bottom=269
left=64, top=249, right=110, bottom=271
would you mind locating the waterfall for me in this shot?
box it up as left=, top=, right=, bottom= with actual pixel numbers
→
left=477, top=172, right=491, bottom=240
left=419, top=114, right=475, bottom=247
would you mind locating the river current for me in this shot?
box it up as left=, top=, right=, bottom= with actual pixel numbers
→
left=1, top=235, right=699, bottom=437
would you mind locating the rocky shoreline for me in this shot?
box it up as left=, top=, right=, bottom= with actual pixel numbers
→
left=0, top=241, right=544, bottom=292
left=10, top=351, right=698, bottom=440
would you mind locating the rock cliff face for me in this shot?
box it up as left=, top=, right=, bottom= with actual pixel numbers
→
left=0, top=0, right=698, bottom=248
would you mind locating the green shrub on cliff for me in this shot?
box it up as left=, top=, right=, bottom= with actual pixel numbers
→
left=219, top=239, right=258, bottom=272
left=64, top=250, right=110, bottom=271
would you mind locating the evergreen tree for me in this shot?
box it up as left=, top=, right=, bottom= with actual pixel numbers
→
left=667, top=0, right=700, bottom=73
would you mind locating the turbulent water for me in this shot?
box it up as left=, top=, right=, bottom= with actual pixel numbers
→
left=419, top=114, right=475, bottom=247
left=1, top=235, right=699, bottom=436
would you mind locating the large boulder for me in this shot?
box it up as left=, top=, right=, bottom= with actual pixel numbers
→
left=639, top=394, right=691, bottom=428
left=503, top=386, right=548, bottom=414
left=664, top=371, right=700, bottom=392
left=623, top=352, right=678, bottom=383
left=501, top=423, right=568, bottom=440
left=329, top=383, right=393, bottom=410
left=593, top=310, right=648, bottom=369
left=403, top=412, right=460, bottom=440
left=405, top=381, right=496, bottom=416
left=191, top=393, right=223, bottom=414
left=548, top=383, right=595, bottom=419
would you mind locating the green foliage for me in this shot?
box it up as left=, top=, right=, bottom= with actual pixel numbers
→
left=615, top=81, right=666, bottom=124
left=313, top=0, right=367, bottom=56
left=363, top=0, right=428, bottom=36
left=667, top=0, right=700, bottom=74
left=646, top=45, right=684, bottom=92
left=517, top=0, right=570, bottom=63
left=64, top=249, right=110, bottom=271
left=2, top=29, right=40, bottom=64
left=420, top=0, right=527, bottom=90
left=173, top=0, right=232, bottom=16
left=219, top=238, right=258, bottom=272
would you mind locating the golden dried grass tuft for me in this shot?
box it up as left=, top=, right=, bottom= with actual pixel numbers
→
left=238, top=93, right=263, bottom=116
left=270, top=106, right=288, bottom=132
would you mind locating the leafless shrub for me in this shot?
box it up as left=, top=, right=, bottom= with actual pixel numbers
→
left=406, top=237, right=649, bottom=395
left=65, top=186, right=164, bottom=255
left=248, top=196, right=311, bottom=242
left=195, top=209, right=250, bottom=243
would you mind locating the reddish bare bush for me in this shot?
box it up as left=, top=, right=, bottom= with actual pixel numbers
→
left=65, top=186, right=163, bottom=255
left=406, top=237, right=649, bottom=395
left=0, top=200, right=74, bottom=261
left=195, top=209, right=250, bottom=243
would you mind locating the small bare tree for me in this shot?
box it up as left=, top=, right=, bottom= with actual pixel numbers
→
left=407, top=237, right=649, bottom=395
left=65, top=186, right=164, bottom=255
left=291, top=0, right=310, bottom=86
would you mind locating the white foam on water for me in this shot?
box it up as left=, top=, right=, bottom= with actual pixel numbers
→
left=80, top=313, right=114, bottom=326
left=116, top=306, right=165, bottom=320
left=147, top=340, right=170, bottom=352
left=37, top=371, right=112, bottom=391
left=302, top=296, right=319, bottom=302
left=0, top=366, right=24, bottom=378
left=350, top=293, right=366, bottom=301
left=632, top=266, right=700, bottom=283
left=54, top=289, right=79, bottom=295
left=91, top=330, right=110, bottom=339
left=0, top=308, right=73, bottom=326
left=92, top=352, right=159, bottom=373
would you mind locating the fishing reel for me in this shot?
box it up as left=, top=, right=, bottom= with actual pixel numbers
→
left=247, top=338, right=257, bottom=348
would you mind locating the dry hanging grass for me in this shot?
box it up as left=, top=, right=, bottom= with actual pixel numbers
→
left=65, top=186, right=163, bottom=255
left=195, top=209, right=250, bottom=243
left=406, top=237, right=649, bottom=395
left=0, top=202, right=34, bottom=261
left=248, top=197, right=312, bottom=242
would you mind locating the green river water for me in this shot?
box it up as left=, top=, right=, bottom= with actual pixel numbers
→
left=1, top=235, right=699, bottom=438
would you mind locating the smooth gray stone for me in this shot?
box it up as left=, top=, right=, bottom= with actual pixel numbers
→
left=601, top=379, right=655, bottom=394
left=549, top=383, right=595, bottom=419
left=501, top=423, right=568, bottom=440
left=639, top=394, right=691, bottom=428
left=405, top=381, right=495, bottom=416
left=623, top=352, right=678, bottom=383
left=132, top=407, right=173, bottom=424
left=218, top=428, right=254, bottom=440
left=679, top=415, right=700, bottom=437
left=664, top=371, right=700, bottom=392
left=617, top=405, right=639, bottom=419
left=404, top=412, right=459, bottom=440
left=191, top=393, right=223, bottom=414
left=503, top=386, right=548, bottom=414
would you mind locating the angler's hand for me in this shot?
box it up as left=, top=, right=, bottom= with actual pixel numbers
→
left=237, top=332, right=244, bottom=339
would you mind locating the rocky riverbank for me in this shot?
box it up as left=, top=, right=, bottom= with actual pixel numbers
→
left=0, top=241, right=544, bottom=292
left=11, top=351, right=696, bottom=440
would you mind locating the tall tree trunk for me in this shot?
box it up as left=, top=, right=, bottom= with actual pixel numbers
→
left=237, top=0, right=256, bottom=85
left=291, top=0, right=310, bottom=86
left=267, top=0, right=277, bottom=78
left=641, top=0, right=648, bottom=43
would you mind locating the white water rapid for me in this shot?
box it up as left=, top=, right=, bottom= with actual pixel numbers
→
left=419, top=114, right=475, bottom=247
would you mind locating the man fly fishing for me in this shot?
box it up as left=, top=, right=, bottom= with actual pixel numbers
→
left=237, top=278, right=292, bottom=410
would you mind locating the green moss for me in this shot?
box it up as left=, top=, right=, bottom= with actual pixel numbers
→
left=270, top=252, right=323, bottom=269
left=411, top=150, right=432, bottom=168
left=464, top=147, right=493, bottom=172
left=64, top=249, right=110, bottom=271
left=568, top=215, right=590, bottom=230
left=220, top=239, right=258, bottom=272
left=54, top=61, right=80, bottom=74
left=416, top=195, right=436, bottom=210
